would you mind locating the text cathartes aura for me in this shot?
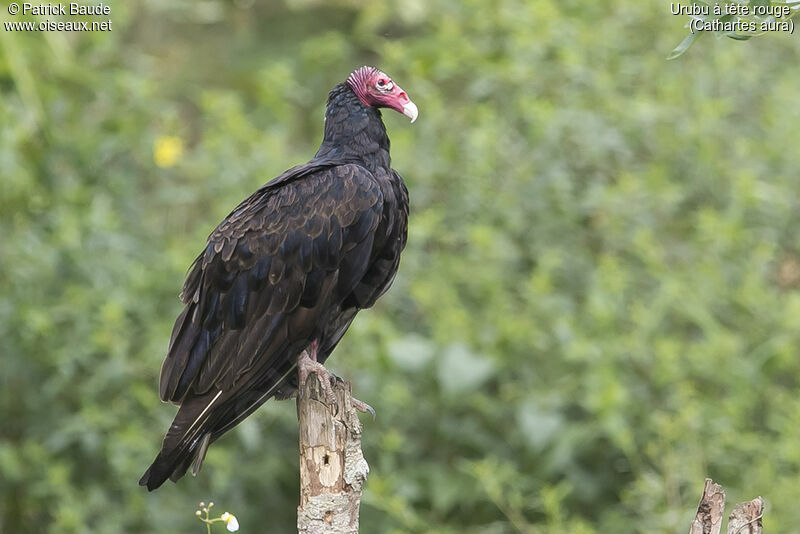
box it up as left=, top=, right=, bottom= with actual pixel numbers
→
left=139, top=66, right=417, bottom=490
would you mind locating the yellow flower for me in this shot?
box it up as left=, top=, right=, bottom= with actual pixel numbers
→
left=153, top=135, right=184, bottom=168
left=221, top=512, right=239, bottom=532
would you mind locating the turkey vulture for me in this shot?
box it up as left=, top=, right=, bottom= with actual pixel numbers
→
left=139, top=66, right=417, bottom=491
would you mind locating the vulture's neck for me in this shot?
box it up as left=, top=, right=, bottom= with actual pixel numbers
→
left=314, top=83, right=391, bottom=173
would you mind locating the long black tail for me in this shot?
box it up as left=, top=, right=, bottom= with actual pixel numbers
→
left=138, top=451, right=189, bottom=491
left=139, top=432, right=212, bottom=491
left=138, top=388, right=225, bottom=491
left=139, top=361, right=298, bottom=490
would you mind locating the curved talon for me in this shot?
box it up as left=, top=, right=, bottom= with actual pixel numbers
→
left=351, top=397, right=376, bottom=420
left=329, top=372, right=346, bottom=385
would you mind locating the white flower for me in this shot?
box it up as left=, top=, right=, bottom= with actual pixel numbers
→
left=221, top=512, right=239, bottom=532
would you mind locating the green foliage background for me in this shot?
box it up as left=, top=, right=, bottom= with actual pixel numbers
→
left=2, top=1, right=800, bottom=532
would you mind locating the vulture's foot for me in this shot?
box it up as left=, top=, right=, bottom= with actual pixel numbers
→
left=297, top=346, right=337, bottom=405
left=329, top=370, right=376, bottom=419
left=297, top=342, right=376, bottom=419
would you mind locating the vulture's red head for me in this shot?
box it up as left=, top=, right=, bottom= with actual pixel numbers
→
left=347, top=66, right=418, bottom=123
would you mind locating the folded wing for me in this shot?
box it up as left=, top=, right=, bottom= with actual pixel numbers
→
left=139, top=163, right=384, bottom=490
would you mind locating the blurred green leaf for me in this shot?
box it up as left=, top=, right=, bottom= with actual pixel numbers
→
left=437, top=344, right=495, bottom=394
left=668, top=31, right=699, bottom=59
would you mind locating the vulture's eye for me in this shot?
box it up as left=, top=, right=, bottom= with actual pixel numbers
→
left=376, top=78, right=393, bottom=91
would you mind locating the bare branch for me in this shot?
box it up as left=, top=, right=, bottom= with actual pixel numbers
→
left=689, top=478, right=726, bottom=534
left=727, top=497, right=764, bottom=534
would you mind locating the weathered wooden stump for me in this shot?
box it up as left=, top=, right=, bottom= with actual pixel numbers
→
left=296, top=369, right=369, bottom=534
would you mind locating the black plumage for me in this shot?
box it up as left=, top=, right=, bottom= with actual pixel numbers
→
left=139, top=67, right=414, bottom=490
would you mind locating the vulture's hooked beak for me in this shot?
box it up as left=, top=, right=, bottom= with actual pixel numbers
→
left=402, top=101, right=418, bottom=123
